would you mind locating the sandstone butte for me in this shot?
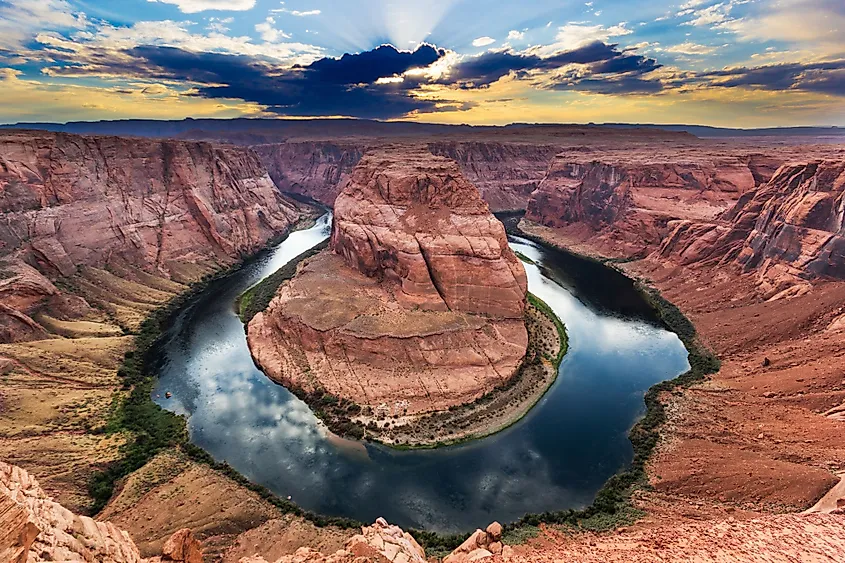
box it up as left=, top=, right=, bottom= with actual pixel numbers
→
left=247, top=147, right=529, bottom=415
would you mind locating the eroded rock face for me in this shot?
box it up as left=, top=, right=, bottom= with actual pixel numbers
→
left=248, top=147, right=528, bottom=414
left=331, top=148, right=527, bottom=318
left=0, top=131, right=302, bottom=342
left=658, top=160, right=845, bottom=298
left=254, top=142, right=365, bottom=206
left=428, top=141, right=559, bottom=211
left=521, top=149, right=792, bottom=258
left=0, top=461, right=206, bottom=563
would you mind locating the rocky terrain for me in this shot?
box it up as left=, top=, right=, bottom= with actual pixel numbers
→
left=0, top=130, right=313, bottom=533
left=524, top=143, right=843, bottom=257
left=519, top=154, right=845, bottom=535
left=2, top=122, right=845, bottom=562
left=247, top=147, right=529, bottom=420
left=0, top=130, right=304, bottom=342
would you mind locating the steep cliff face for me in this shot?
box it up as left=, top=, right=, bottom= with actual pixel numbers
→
left=659, top=160, right=845, bottom=297
left=0, top=131, right=302, bottom=342
left=253, top=142, right=365, bottom=206
left=524, top=158, right=662, bottom=256
left=428, top=141, right=559, bottom=211
left=521, top=149, right=787, bottom=258
left=331, top=148, right=527, bottom=317
left=247, top=148, right=528, bottom=415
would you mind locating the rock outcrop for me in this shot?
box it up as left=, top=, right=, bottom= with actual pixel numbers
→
left=658, top=160, right=845, bottom=297
left=0, top=131, right=303, bottom=342
left=240, top=518, right=427, bottom=563
left=247, top=147, right=528, bottom=415
left=0, top=460, right=208, bottom=563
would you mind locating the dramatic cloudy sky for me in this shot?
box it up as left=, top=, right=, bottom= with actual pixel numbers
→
left=1, top=0, right=843, bottom=126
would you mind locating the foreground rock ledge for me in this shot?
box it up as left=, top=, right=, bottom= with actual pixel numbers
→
left=247, top=147, right=528, bottom=416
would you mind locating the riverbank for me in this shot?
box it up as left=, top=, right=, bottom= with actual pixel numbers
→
left=357, top=293, right=568, bottom=449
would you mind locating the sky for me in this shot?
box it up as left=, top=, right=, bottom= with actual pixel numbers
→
left=0, top=0, right=843, bottom=127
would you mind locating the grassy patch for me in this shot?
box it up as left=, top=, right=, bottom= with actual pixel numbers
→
left=513, top=250, right=537, bottom=265
left=502, top=524, right=541, bottom=545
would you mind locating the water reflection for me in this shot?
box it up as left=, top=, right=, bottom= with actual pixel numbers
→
left=154, top=217, right=689, bottom=533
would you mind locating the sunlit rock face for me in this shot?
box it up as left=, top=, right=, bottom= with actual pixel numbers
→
left=331, top=147, right=528, bottom=318
left=658, top=160, right=845, bottom=298
left=247, top=147, right=528, bottom=415
left=0, top=130, right=302, bottom=343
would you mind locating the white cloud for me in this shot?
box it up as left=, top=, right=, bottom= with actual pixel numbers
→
left=147, top=0, right=256, bottom=14
left=507, top=30, right=525, bottom=41
left=255, top=16, right=291, bottom=42
left=546, top=22, right=633, bottom=52
left=472, top=36, right=496, bottom=47
left=0, top=0, right=88, bottom=51
left=270, top=7, right=321, bottom=16
left=682, top=2, right=731, bottom=27
left=666, top=41, right=717, bottom=55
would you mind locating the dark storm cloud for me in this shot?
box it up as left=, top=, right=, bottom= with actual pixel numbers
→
left=120, top=43, right=449, bottom=119
left=444, top=41, right=655, bottom=87
left=695, top=59, right=845, bottom=96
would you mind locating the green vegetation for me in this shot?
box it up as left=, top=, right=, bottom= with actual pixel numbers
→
left=238, top=239, right=329, bottom=323
left=502, top=524, right=541, bottom=545
left=527, top=292, right=568, bottom=367
left=513, top=250, right=537, bottom=265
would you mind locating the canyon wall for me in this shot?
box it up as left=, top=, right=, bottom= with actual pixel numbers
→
left=0, top=131, right=303, bottom=343
left=523, top=146, right=842, bottom=258
left=253, top=142, right=365, bottom=206
left=428, top=141, right=559, bottom=211
left=254, top=140, right=560, bottom=212
left=658, top=160, right=845, bottom=297
left=247, top=147, right=528, bottom=415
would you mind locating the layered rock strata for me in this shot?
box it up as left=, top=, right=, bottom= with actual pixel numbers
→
left=428, top=141, right=560, bottom=211
left=522, top=146, right=842, bottom=258
left=0, top=131, right=302, bottom=342
left=248, top=148, right=528, bottom=415
left=658, top=160, right=845, bottom=297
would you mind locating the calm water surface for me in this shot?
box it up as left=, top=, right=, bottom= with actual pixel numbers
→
left=153, top=214, right=689, bottom=533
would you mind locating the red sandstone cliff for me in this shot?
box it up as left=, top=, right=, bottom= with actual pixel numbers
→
left=0, top=131, right=303, bottom=342
left=658, top=160, right=845, bottom=297
left=521, top=146, right=841, bottom=258
left=253, top=142, right=365, bottom=206
left=428, top=141, right=559, bottom=211
left=247, top=147, right=528, bottom=415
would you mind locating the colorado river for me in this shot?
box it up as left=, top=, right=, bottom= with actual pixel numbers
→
left=152, top=214, right=689, bottom=533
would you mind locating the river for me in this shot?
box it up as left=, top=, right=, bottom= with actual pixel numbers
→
left=152, top=214, right=689, bottom=533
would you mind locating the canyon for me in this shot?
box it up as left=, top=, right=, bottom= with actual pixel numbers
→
left=1, top=122, right=844, bottom=562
